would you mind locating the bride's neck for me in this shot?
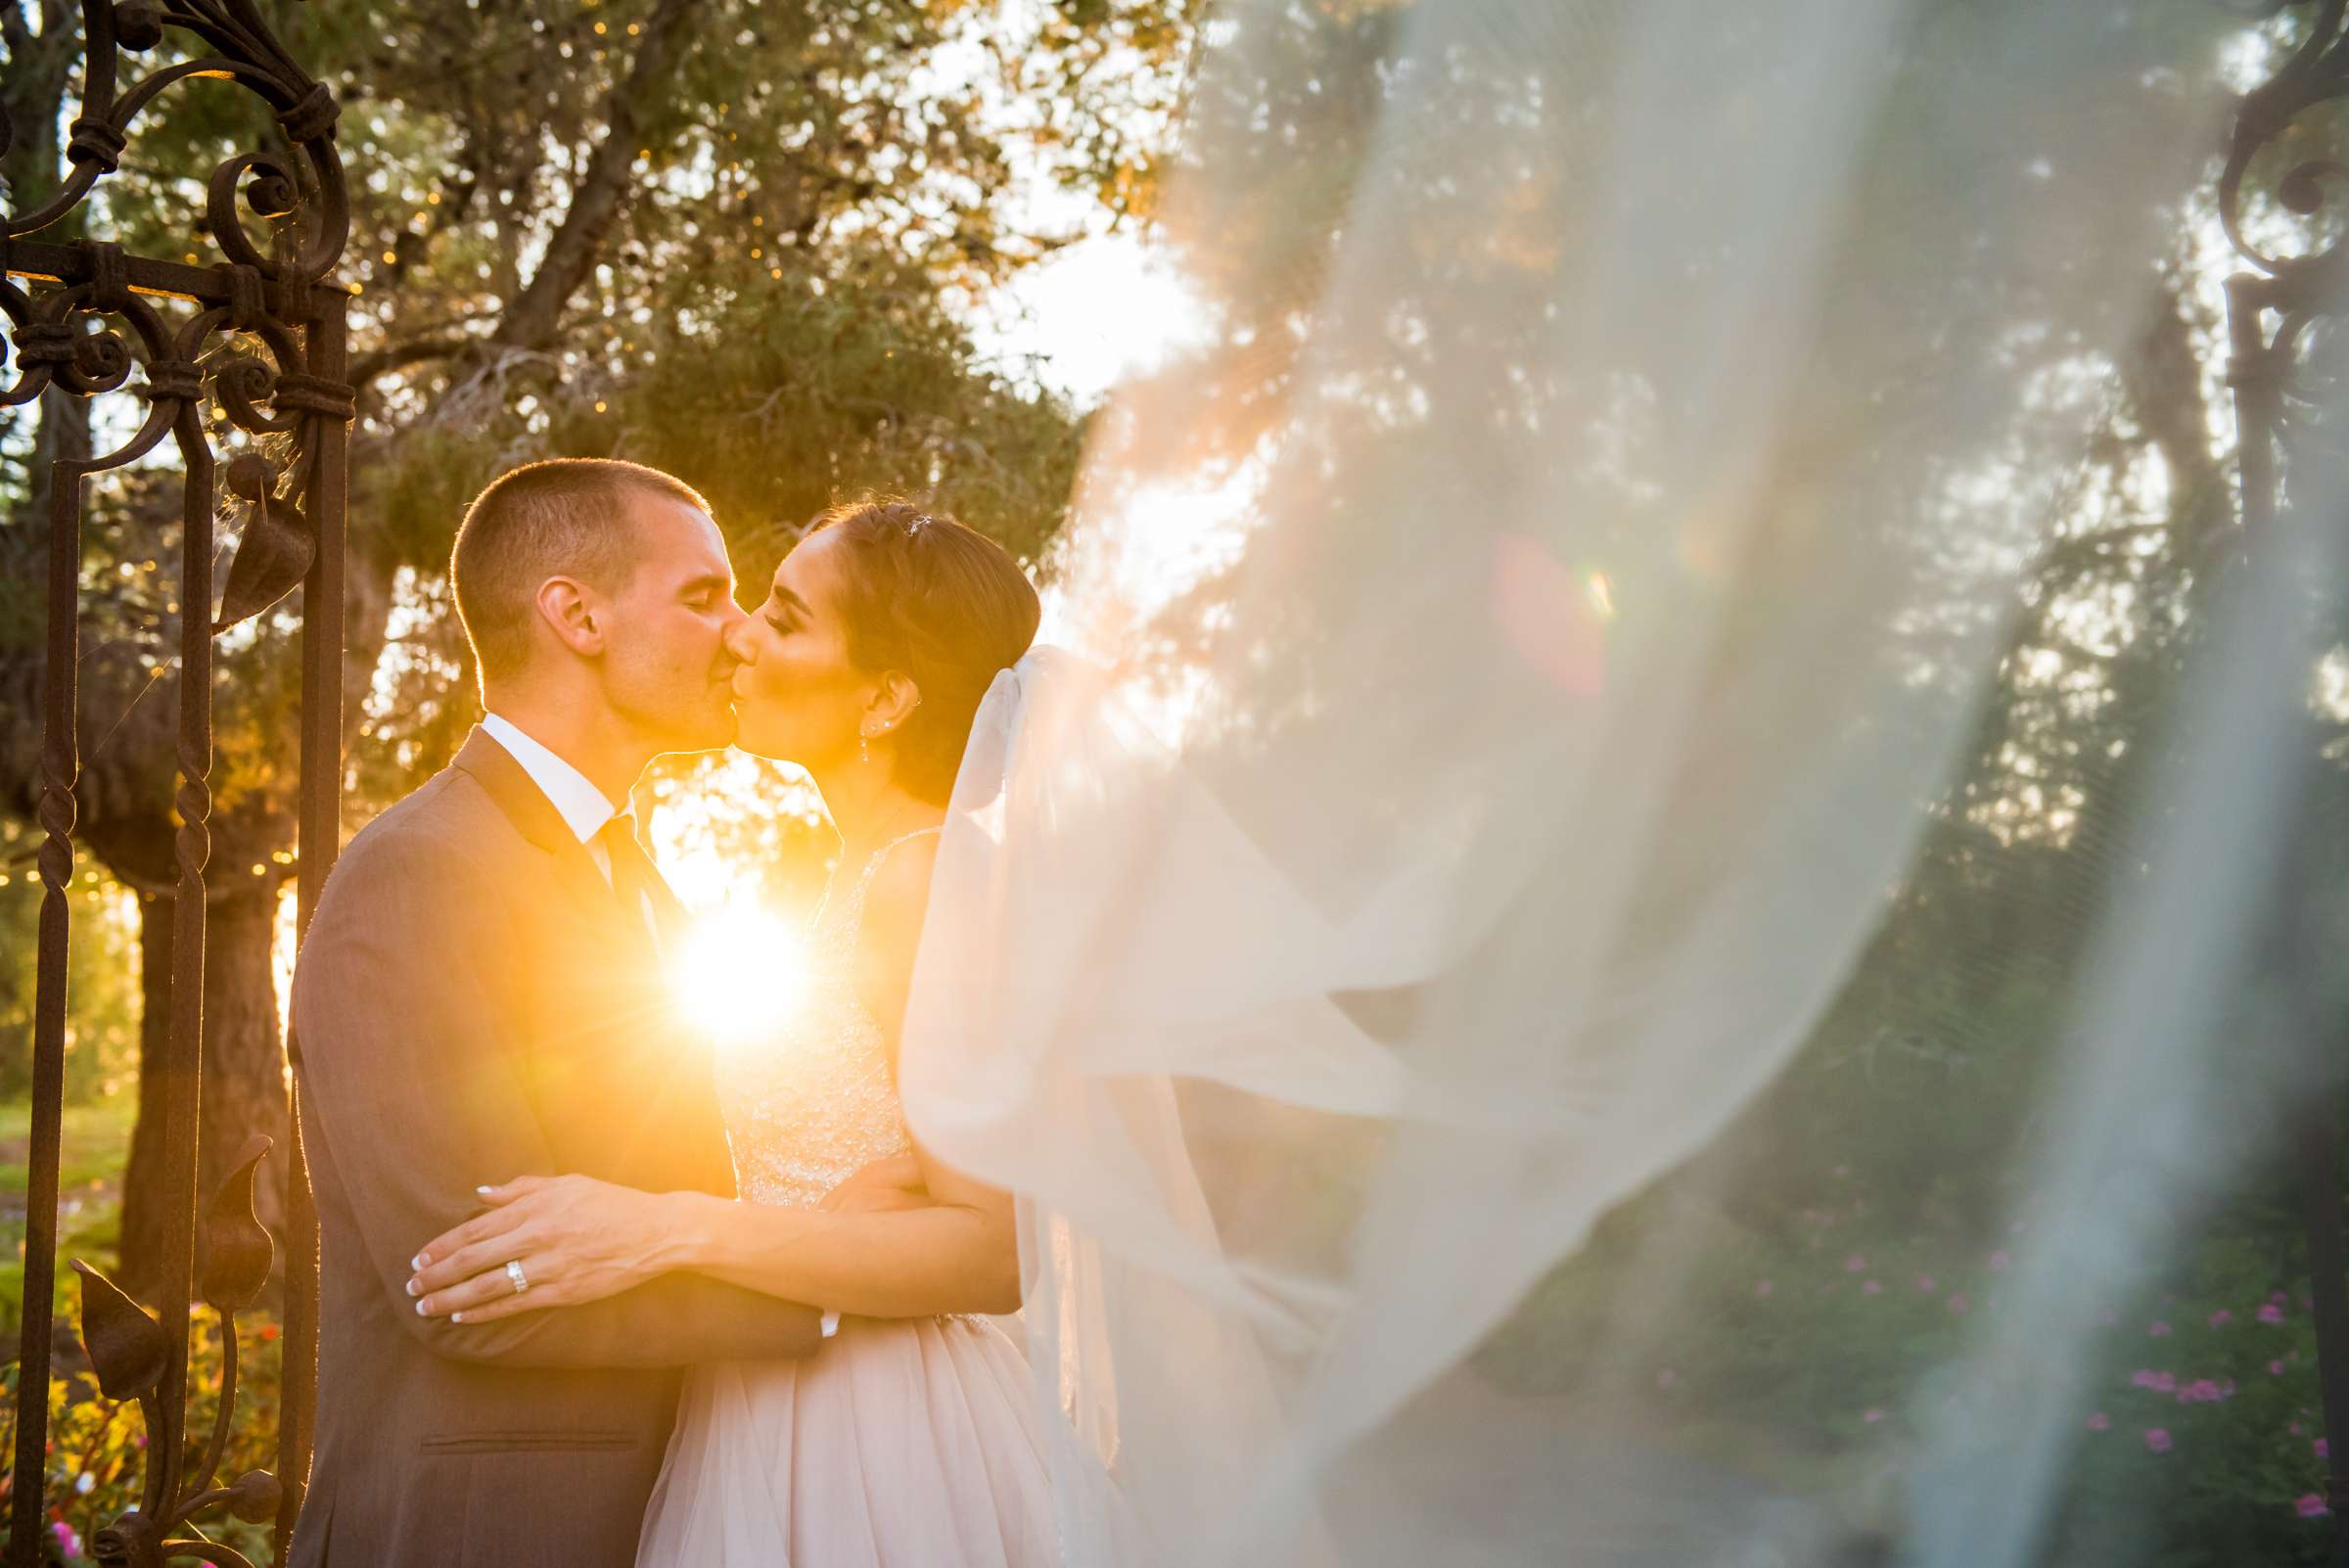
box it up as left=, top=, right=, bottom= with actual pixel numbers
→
left=818, top=762, right=942, bottom=864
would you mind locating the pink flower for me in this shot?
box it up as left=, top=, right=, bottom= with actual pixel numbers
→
left=1656, top=1368, right=1677, bottom=1390
left=2260, top=1304, right=2287, bottom=1324
left=1989, top=1251, right=2010, bottom=1271
left=1754, top=1278, right=1773, bottom=1299
left=1863, top=1279, right=1883, bottom=1296
left=2148, top=1321, right=2173, bottom=1337
left=2296, top=1494, right=2330, bottom=1520
left=1844, top=1253, right=1867, bottom=1272
left=2086, top=1412, right=2110, bottom=1432
left=2274, top=1291, right=2291, bottom=1305
left=2208, top=1310, right=2233, bottom=1328
left=1916, top=1274, right=1938, bottom=1293
left=2131, top=1369, right=2177, bottom=1393
left=2318, top=1438, right=2330, bottom=1459
left=1833, top=1164, right=1850, bottom=1178
left=2176, top=1379, right=2228, bottom=1405
left=1863, top=1408, right=1886, bottom=1425
left=2272, top=1360, right=2288, bottom=1376
left=52, top=1522, right=80, bottom=1558
left=2143, top=1428, right=2173, bottom=1453
left=1948, top=1293, right=1972, bottom=1315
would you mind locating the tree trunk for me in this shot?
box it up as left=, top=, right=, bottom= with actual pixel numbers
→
left=116, top=895, right=174, bottom=1293
left=116, top=880, right=290, bottom=1297
left=199, top=879, right=291, bottom=1240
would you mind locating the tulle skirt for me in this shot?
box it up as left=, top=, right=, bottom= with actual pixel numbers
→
left=635, top=1314, right=1062, bottom=1568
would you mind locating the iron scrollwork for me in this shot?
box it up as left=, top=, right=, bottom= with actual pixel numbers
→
left=2219, top=0, right=2349, bottom=512
left=2216, top=2, right=2349, bottom=1557
left=3, top=0, right=352, bottom=1564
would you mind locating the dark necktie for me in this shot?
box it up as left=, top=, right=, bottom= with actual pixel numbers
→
left=595, top=812, right=664, bottom=947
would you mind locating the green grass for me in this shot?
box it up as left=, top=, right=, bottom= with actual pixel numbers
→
left=2, top=1094, right=137, bottom=1337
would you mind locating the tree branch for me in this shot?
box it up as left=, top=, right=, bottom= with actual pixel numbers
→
left=491, top=0, right=702, bottom=353
left=349, top=335, right=478, bottom=386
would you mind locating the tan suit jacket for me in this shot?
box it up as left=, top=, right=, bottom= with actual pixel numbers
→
left=286, top=729, right=816, bottom=1567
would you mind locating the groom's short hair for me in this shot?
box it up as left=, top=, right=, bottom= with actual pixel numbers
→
left=451, top=457, right=712, bottom=684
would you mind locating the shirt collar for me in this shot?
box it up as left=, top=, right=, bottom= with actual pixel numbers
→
left=479, top=714, right=622, bottom=847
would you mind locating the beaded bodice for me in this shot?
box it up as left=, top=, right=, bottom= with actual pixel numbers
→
left=716, top=831, right=933, bottom=1209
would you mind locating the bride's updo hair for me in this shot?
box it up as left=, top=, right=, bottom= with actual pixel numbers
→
left=813, top=499, right=1040, bottom=803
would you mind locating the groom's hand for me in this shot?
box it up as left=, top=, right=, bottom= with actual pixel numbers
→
left=819, top=1152, right=931, bottom=1214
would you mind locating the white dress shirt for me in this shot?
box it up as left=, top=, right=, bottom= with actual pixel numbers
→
left=480, top=713, right=624, bottom=883
left=481, top=715, right=667, bottom=952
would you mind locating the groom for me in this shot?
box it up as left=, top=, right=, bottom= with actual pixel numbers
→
left=286, top=459, right=820, bottom=1568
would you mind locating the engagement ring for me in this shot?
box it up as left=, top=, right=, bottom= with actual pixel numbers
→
left=505, top=1259, right=530, bottom=1296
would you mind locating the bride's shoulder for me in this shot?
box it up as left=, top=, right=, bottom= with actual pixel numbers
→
left=858, top=832, right=940, bottom=939
left=847, top=831, right=939, bottom=1028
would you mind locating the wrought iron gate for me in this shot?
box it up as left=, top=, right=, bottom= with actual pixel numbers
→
left=3, top=1, right=348, bottom=1563
left=2219, top=6, right=2349, bottom=1563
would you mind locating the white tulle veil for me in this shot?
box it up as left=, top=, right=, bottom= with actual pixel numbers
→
left=898, top=2, right=2340, bottom=1563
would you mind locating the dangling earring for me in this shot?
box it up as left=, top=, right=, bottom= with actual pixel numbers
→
left=859, top=727, right=871, bottom=764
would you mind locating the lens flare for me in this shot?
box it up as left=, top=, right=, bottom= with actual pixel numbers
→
left=673, top=905, right=806, bottom=1050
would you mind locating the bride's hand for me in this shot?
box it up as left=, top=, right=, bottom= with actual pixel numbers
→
left=819, top=1152, right=931, bottom=1214
left=406, top=1174, right=667, bottom=1324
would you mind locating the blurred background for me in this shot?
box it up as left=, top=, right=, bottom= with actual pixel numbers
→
left=4, top=0, right=2347, bottom=1563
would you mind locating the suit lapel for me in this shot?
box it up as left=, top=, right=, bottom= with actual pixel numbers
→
left=451, top=728, right=654, bottom=957
left=452, top=730, right=607, bottom=895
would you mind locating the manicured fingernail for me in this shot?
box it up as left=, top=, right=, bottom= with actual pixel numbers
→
left=451, top=1312, right=466, bottom=1323
left=405, top=1278, right=420, bottom=1298
left=476, top=1185, right=494, bottom=1196
left=414, top=1300, right=430, bottom=1316
left=411, top=1253, right=428, bottom=1270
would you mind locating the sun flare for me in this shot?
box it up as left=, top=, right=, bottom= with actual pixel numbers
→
left=673, top=906, right=807, bottom=1050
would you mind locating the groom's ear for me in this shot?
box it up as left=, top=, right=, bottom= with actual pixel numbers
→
left=534, top=575, right=608, bottom=659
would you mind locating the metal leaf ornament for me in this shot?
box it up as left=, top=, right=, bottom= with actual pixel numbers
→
left=201, top=1135, right=276, bottom=1312
left=112, top=0, right=165, bottom=50
left=71, top=1261, right=170, bottom=1401
left=225, top=1468, right=284, bottom=1524
left=213, top=453, right=316, bottom=632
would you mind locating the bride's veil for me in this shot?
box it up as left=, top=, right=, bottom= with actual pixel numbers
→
left=898, top=2, right=2337, bottom=1562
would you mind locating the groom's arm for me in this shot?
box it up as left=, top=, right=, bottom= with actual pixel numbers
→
left=294, top=825, right=821, bottom=1368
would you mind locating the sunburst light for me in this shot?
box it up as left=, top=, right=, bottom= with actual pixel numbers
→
left=673, top=904, right=808, bottom=1050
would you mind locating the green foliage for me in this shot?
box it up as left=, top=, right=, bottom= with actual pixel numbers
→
left=0, top=843, right=143, bottom=1107
left=1482, top=1125, right=2342, bottom=1563
left=2050, top=1222, right=2339, bottom=1568
left=1, top=1096, right=138, bottom=1339
left=0, top=1313, right=283, bottom=1567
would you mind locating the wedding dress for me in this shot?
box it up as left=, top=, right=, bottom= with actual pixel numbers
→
left=634, top=826, right=1061, bottom=1568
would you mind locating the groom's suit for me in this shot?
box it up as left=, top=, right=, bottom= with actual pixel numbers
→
left=286, top=727, right=817, bottom=1568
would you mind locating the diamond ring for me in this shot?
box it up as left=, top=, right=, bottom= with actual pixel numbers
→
left=505, top=1259, right=530, bottom=1296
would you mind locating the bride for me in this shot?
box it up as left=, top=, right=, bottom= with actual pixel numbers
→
left=403, top=498, right=1066, bottom=1568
